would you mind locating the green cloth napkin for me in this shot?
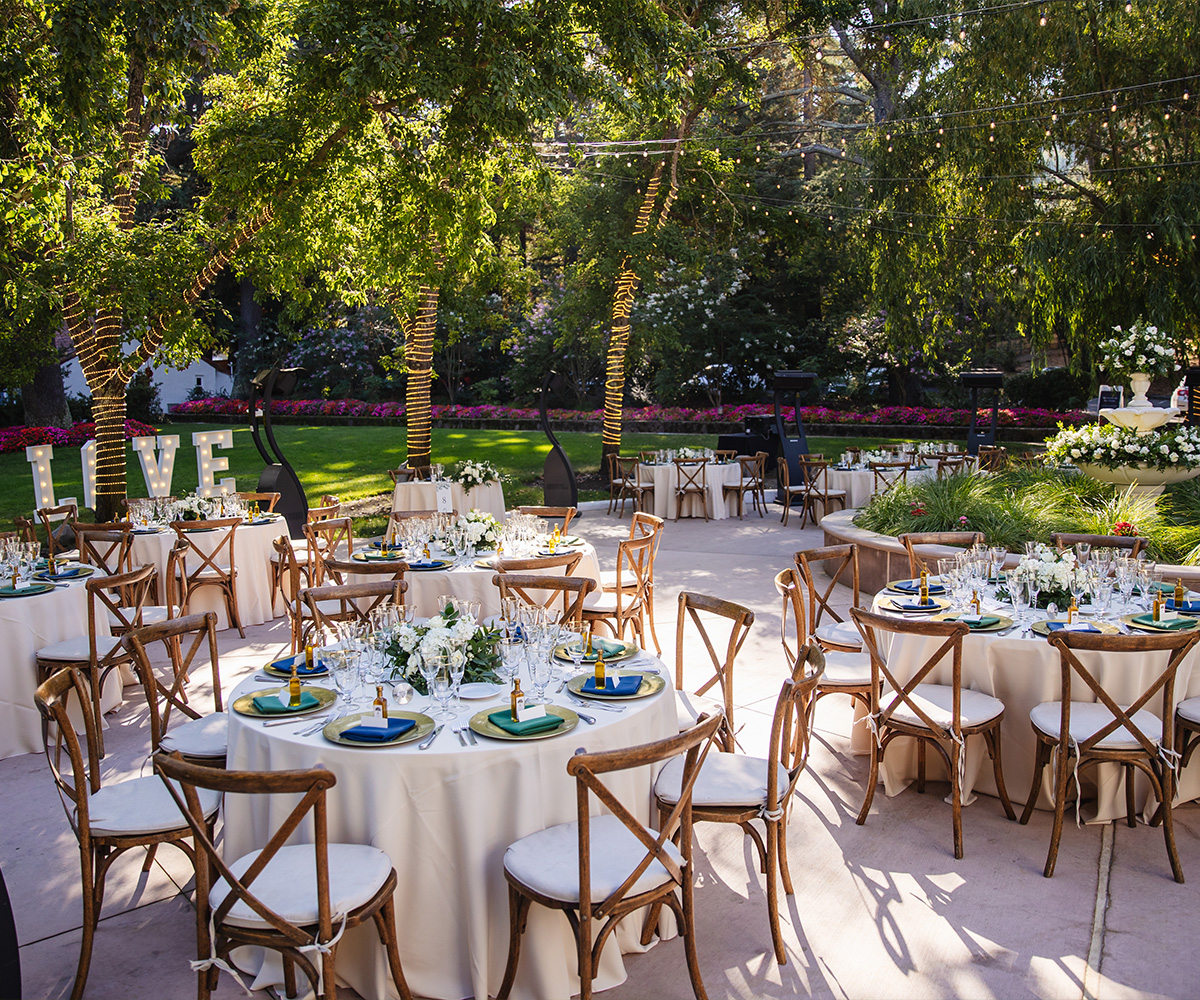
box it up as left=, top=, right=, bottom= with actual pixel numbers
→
left=487, top=709, right=564, bottom=736
left=945, top=615, right=1001, bottom=629
left=572, top=637, right=626, bottom=662
left=252, top=690, right=320, bottom=714
left=1132, top=614, right=1197, bottom=632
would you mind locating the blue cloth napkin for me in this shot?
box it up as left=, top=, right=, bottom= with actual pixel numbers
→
left=268, top=653, right=327, bottom=676
left=1046, top=622, right=1101, bottom=633
left=892, top=580, right=946, bottom=595
left=340, top=718, right=415, bottom=742
left=37, top=567, right=84, bottom=580
left=252, top=690, right=320, bottom=714
left=582, top=675, right=643, bottom=696
left=891, top=599, right=942, bottom=612
left=1166, top=600, right=1200, bottom=613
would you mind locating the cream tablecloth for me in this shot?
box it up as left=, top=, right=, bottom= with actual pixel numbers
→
left=825, top=464, right=938, bottom=509
left=0, top=579, right=117, bottom=758
left=224, top=652, right=677, bottom=1000
left=390, top=481, right=507, bottom=520
left=860, top=593, right=1200, bottom=821
left=129, top=518, right=282, bottom=630
left=637, top=462, right=741, bottom=520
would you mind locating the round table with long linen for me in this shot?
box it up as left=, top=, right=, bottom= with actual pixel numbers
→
left=224, top=650, right=677, bottom=1000
left=860, top=592, right=1200, bottom=821
left=390, top=481, right=507, bottom=520
left=636, top=461, right=742, bottom=520
left=346, top=541, right=603, bottom=619
left=824, top=463, right=938, bottom=509
left=0, top=577, right=118, bottom=758
left=129, top=517, right=284, bottom=630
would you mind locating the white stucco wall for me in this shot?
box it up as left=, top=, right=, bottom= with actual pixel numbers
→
left=64, top=358, right=234, bottom=408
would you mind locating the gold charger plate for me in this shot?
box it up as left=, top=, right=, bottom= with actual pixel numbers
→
left=552, top=638, right=640, bottom=664
left=1031, top=619, right=1120, bottom=636
left=232, top=685, right=337, bottom=718
left=261, top=655, right=329, bottom=679
left=931, top=612, right=1014, bottom=633
left=0, top=582, right=55, bottom=598
left=407, top=559, right=451, bottom=571
left=880, top=596, right=951, bottom=614
left=567, top=670, right=666, bottom=701
left=468, top=705, right=579, bottom=741
left=1120, top=613, right=1200, bottom=634
left=322, top=710, right=434, bottom=747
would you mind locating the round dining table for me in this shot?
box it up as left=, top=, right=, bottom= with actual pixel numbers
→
left=636, top=460, right=742, bottom=520
left=224, top=647, right=677, bottom=1000
left=823, top=462, right=939, bottom=509
left=390, top=481, right=507, bottom=520
left=861, top=589, right=1200, bottom=821
left=129, top=516, right=284, bottom=630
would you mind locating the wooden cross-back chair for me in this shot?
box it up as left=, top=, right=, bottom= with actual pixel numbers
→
left=795, top=457, right=848, bottom=527
left=37, top=502, right=78, bottom=556
left=13, top=515, right=37, bottom=545
left=124, top=611, right=227, bottom=766
left=492, top=573, right=596, bottom=627
left=625, top=512, right=666, bottom=654
left=723, top=452, right=767, bottom=519
left=607, top=455, right=639, bottom=515
left=850, top=607, right=1014, bottom=859
left=517, top=505, right=577, bottom=535
left=301, top=580, right=407, bottom=633
left=1049, top=532, right=1147, bottom=559
left=496, top=712, right=723, bottom=1000
left=869, top=461, right=908, bottom=495
left=389, top=464, right=431, bottom=483
left=389, top=509, right=441, bottom=523
left=898, top=530, right=987, bottom=579
left=303, top=516, right=355, bottom=585
left=34, top=565, right=155, bottom=757
left=794, top=544, right=862, bottom=651
left=671, top=591, right=755, bottom=754
left=134, top=538, right=191, bottom=628
left=493, top=551, right=582, bottom=575
left=171, top=517, right=245, bottom=638
left=74, top=523, right=134, bottom=577
left=154, top=755, right=412, bottom=1000
left=274, top=536, right=317, bottom=653
left=977, top=445, right=1008, bottom=471
left=235, top=491, right=280, bottom=512
left=776, top=458, right=805, bottom=527
left=581, top=533, right=654, bottom=646
left=649, top=665, right=824, bottom=964
left=35, top=669, right=219, bottom=1000
left=672, top=457, right=709, bottom=521
left=1020, top=630, right=1199, bottom=882
left=937, top=455, right=971, bottom=479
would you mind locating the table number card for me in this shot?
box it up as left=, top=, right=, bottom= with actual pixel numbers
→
left=435, top=481, right=454, bottom=512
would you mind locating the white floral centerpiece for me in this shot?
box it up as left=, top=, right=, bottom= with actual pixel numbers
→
left=1043, top=423, right=1200, bottom=473
left=447, top=460, right=502, bottom=490
left=1098, top=319, right=1178, bottom=381
left=171, top=494, right=218, bottom=521
left=383, top=604, right=501, bottom=694
left=676, top=447, right=709, bottom=460
left=1009, top=543, right=1076, bottom=609
left=441, top=509, right=501, bottom=555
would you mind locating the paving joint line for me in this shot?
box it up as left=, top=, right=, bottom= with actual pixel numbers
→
left=1081, top=821, right=1115, bottom=1000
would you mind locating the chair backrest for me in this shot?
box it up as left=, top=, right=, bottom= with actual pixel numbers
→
left=306, top=501, right=340, bottom=523
left=937, top=455, right=970, bottom=479
left=978, top=445, right=1008, bottom=472
left=388, top=467, right=416, bottom=484
left=1050, top=532, right=1146, bottom=559
left=851, top=606, right=969, bottom=739
left=736, top=454, right=762, bottom=484
left=161, top=538, right=191, bottom=613
left=124, top=611, right=222, bottom=747
left=491, top=573, right=596, bottom=626
left=567, top=712, right=723, bottom=923
left=797, top=456, right=833, bottom=496
left=86, top=565, right=155, bottom=659
left=170, top=518, right=241, bottom=588
left=37, top=503, right=78, bottom=556
left=672, top=457, right=707, bottom=493
left=74, top=523, right=134, bottom=576
left=389, top=509, right=440, bottom=522
left=608, top=454, right=636, bottom=485
left=518, top=506, right=577, bottom=535
left=154, top=754, right=342, bottom=957
left=303, top=517, right=354, bottom=584
left=794, top=544, right=860, bottom=637
left=870, top=461, right=908, bottom=493
left=236, top=491, right=280, bottom=512
left=321, top=555, right=408, bottom=585
left=899, top=530, right=987, bottom=578
left=766, top=666, right=826, bottom=817
left=273, top=534, right=305, bottom=613
left=301, top=580, right=407, bottom=631
left=714, top=449, right=737, bottom=462
left=35, top=668, right=104, bottom=839
left=494, top=551, right=582, bottom=575
left=606, top=534, right=655, bottom=621
left=630, top=510, right=665, bottom=542
left=675, top=591, right=754, bottom=753
left=774, top=568, right=810, bottom=669
left=1047, top=630, right=1198, bottom=759
left=13, top=515, right=37, bottom=545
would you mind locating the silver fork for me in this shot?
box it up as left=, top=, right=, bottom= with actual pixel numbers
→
left=568, top=694, right=624, bottom=713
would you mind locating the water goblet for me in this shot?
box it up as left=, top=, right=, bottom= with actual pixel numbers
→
left=1009, top=571, right=1031, bottom=624
left=417, top=653, right=440, bottom=710
left=428, top=653, right=455, bottom=720
left=1074, top=541, right=1091, bottom=567
left=528, top=643, right=555, bottom=705
left=1069, top=568, right=1088, bottom=614
left=327, top=650, right=356, bottom=709
left=989, top=546, right=1007, bottom=584
left=498, top=638, right=523, bottom=693
left=447, top=647, right=466, bottom=708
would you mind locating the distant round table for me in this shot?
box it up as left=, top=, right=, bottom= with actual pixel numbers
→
left=224, top=649, right=676, bottom=999
left=636, top=461, right=742, bottom=520
left=390, top=481, right=506, bottom=519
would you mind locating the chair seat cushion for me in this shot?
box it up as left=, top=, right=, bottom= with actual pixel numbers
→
left=88, top=776, right=220, bottom=837
left=819, top=650, right=872, bottom=687
left=109, top=605, right=179, bottom=628
left=189, top=567, right=235, bottom=579
left=889, top=683, right=1005, bottom=730
left=1030, top=701, right=1162, bottom=750
left=160, top=712, right=228, bottom=758
left=815, top=621, right=862, bottom=650
left=35, top=634, right=123, bottom=662
left=211, top=843, right=393, bottom=929
left=504, top=814, right=683, bottom=904
left=654, top=751, right=790, bottom=808
left=675, top=690, right=722, bottom=731
left=1178, top=696, right=1200, bottom=726
left=808, top=490, right=847, bottom=501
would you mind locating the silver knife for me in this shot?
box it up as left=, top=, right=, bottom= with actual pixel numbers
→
left=573, top=709, right=596, bottom=725
left=262, top=712, right=330, bottom=728
left=464, top=727, right=478, bottom=746
left=418, top=725, right=444, bottom=750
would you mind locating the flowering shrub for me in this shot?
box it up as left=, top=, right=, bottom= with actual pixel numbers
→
left=1042, top=422, right=1200, bottom=472
left=1112, top=521, right=1139, bottom=536
left=170, top=398, right=1088, bottom=428
left=0, top=419, right=159, bottom=455
left=1099, top=319, right=1178, bottom=380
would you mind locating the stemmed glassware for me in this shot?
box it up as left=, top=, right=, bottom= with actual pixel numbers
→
left=498, top=638, right=523, bottom=694
left=1008, top=570, right=1031, bottom=625
left=989, top=546, right=1007, bottom=586
left=427, top=652, right=455, bottom=719
left=1069, top=567, right=1089, bottom=614
left=527, top=641, right=555, bottom=705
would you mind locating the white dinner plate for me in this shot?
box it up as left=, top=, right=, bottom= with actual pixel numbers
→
left=458, top=682, right=504, bottom=700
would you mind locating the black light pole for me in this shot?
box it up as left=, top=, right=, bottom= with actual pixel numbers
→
left=772, top=371, right=816, bottom=504
left=1185, top=367, right=1200, bottom=426
left=960, top=370, right=1005, bottom=456
left=539, top=371, right=578, bottom=509
left=249, top=367, right=308, bottom=538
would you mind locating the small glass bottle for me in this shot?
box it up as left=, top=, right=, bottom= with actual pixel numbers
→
left=1153, top=593, right=1162, bottom=622
left=971, top=589, right=981, bottom=615
left=372, top=685, right=388, bottom=721
left=594, top=648, right=606, bottom=691
left=288, top=658, right=303, bottom=708
left=1175, top=577, right=1186, bottom=609
left=510, top=677, right=525, bottom=721
left=48, top=551, right=56, bottom=576
left=1067, top=599, right=1076, bottom=624
left=918, top=567, right=929, bottom=605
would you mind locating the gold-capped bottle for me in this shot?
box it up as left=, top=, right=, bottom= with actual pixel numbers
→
left=510, top=677, right=525, bottom=722
left=1153, top=593, right=1162, bottom=622
left=288, top=658, right=303, bottom=708
left=1175, top=577, right=1186, bottom=608
left=373, top=685, right=388, bottom=721
left=919, top=566, right=929, bottom=605
left=594, top=648, right=606, bottom=691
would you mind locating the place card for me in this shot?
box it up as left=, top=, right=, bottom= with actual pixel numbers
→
left=516, top=703, right=546, bottom=723
left=959, top=613, right=982, bottom=624
left=15, top=581, right=33, bottom=591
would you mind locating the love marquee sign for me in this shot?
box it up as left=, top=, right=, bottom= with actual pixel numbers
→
left=25, top=429, right=238, bottom=510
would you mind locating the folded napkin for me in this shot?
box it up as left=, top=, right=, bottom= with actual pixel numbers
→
left=487, top=710, right=564, bottom=736
left=892, top=580, right=947, bottom=595
left=340, top=718, right=415, bottom=742
left=268, top=653, right=327, bottom=676
left=582, top=674, right=643, bottom=696
left=944, top=615, right=1001, bottom=629
left=409, top=559, right=448, bottom=569
left=37, top=566, right=84, bottom=580
left=1046, top=621, right=1101, bottom=633
left=252, top=690, right=320, bottom=714
left=569, top=637, right=627, bottom=662
left=890, top=599, right=942, bottom=613
left=0, top=583, right=49, bottom=597
left=1166, top=600, right=1200, bottom=614
left=1132, top=614, right=1197, bottom=631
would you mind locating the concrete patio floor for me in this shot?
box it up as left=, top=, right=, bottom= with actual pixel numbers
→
left=5, top=503, right=1198, bottom=1000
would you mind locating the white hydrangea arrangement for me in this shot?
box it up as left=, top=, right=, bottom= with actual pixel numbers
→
left=1043, top=422, right=1200, bottom=472
left=1098, top=319, right=1178, bottom=380
left=1008, top=543, right=1076, bottom=607
left=447, top=460, right=502, bottom=490
left=171, top=494, right=219, bottom=521
left=383, top=604, right=501, bottom=693
left=676, top=447, right=711, bottom=460
left=442, top=509, right=501, bottom=554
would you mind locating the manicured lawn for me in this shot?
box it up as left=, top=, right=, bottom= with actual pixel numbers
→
left=0, top=421, right=1012, bottom=532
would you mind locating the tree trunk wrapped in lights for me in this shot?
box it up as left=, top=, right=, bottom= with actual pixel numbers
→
left=403, top=285, right=441, bottom=470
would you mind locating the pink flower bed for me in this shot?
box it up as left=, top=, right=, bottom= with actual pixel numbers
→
left=170, top=398, right=1088, bottom=429
left=0, top=419, right=160, bottom=455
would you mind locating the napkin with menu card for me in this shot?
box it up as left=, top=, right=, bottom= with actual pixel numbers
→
left=340, top=718, right=415, bottom=742
left=487, top=710, right=564, bottom=736
left=1046, top=622, right=1101, bottom=633
left=267, top=653, right=326, bottom=676
left=252, top=691, right=320, bottom=713
left=892, top=579, right=946, bottom=595
left=581, top=675, right=643, bottom=696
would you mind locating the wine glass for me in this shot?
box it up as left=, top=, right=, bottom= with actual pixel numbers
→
left=498, top=638, right=523, bottom=693
left=1009, top=570, right=1031, bottom=625
left=447, top=647, right=466, bottom=708
left=527, top=641, right=555, bottom=705
left=1069, top=568, right=1089, bottom=615
left=428, top=652, right=455, bottom=719
left=417, top=652, right=439, bottom=710
left=327, top=650, right=356, bottom=710
left=1074, top=541, right=1091, bottom=567
left=989, top=546, right=1007, bottom=585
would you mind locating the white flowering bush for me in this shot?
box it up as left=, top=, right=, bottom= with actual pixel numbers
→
left=442, top=509, right=501, bottom=553
left=1006, top=543, right=1077, bottom=608
left=447, top=460, right=502, bottom=490
left=1043, top=422, right=1200, bottom=472
left=383, top=604, right=500, bottom=693
left=1098, top=319, right=1178, bottom=380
